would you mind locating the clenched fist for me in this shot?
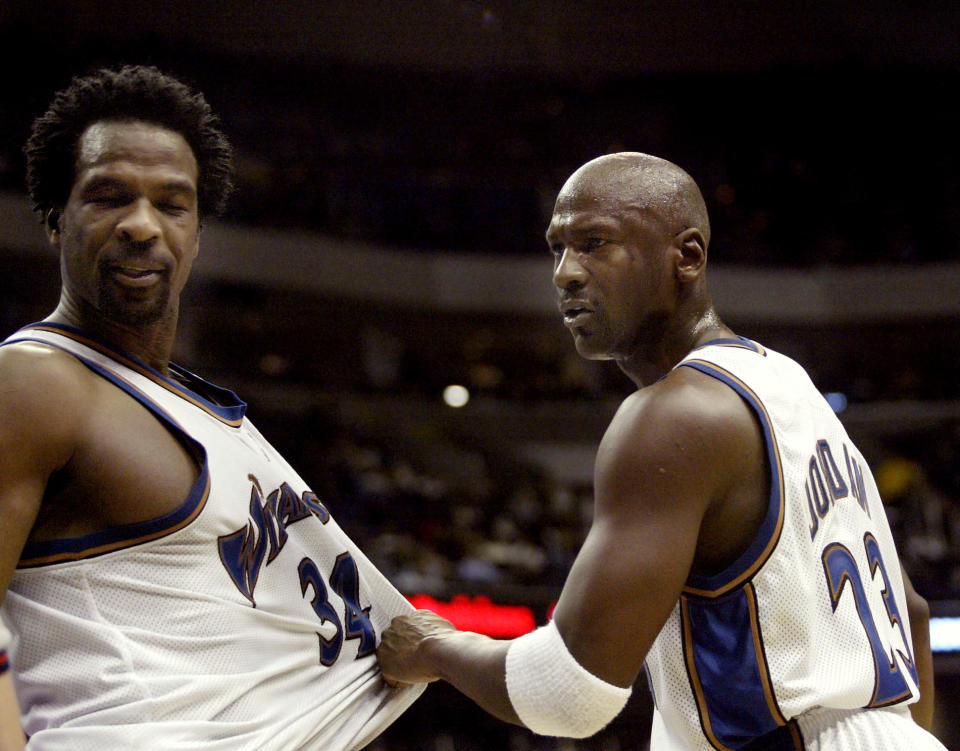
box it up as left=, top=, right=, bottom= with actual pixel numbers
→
left=377, top=609, right=458, bottom=687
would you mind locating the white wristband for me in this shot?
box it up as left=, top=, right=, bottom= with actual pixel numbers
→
left=0, top=618, right=10, bottom=653
left=505, top=620, right=632, bottom=738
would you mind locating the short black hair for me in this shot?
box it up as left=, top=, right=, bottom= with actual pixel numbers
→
left=25, top=64, right=234, bottom=219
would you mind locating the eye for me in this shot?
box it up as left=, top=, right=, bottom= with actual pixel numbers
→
left=548, top=242, right=564, bottom=257
left=158, top=202, right=189, bottom=215
left=583, top=237, right=607, bottom=251
left=88, top=193, right=128, bottom=208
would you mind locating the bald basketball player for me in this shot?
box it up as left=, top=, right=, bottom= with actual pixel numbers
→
left=377, top=153, right=943, bottom=750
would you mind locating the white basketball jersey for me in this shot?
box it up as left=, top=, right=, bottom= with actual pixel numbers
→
left=1, top=323, right=424, bottom=750
left=644, top=338, right=928, bottom=750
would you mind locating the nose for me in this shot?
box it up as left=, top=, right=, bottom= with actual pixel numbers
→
left=552, top=247, right=587, bottom=290
left=115, top=197, right=161, bottom=245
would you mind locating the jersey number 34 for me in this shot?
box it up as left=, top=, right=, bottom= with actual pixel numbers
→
left=299, top=552, right=377, bottom=665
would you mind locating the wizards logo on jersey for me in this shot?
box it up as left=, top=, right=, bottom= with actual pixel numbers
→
left=218, top=476, right=331, bottom=604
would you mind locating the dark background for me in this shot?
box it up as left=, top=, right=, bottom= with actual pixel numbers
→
left=1, top=2, right=958, bottom=748
left=3, top=2, right=960, bottom=267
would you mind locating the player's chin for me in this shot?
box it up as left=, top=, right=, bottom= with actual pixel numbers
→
left=572, top=335, right=612, bottom=361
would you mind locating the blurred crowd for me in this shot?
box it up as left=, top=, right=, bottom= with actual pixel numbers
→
left=877, top=428, right=960, bottom=601
left=264, top=404, right=586, bottom=607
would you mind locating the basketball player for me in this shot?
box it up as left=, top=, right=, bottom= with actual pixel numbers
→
left=377, top=153, right=946, bottom=749
left=0, top=66, right=423, bottom=750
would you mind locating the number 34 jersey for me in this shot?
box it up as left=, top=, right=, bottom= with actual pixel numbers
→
left=644, top=338, right=934, bottom=750
left=2, top=324, right=425, bottom=751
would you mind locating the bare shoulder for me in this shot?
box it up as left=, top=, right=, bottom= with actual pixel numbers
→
left=595, top=365, right=762, bottom=517
left=0, top=342, right=94, bottom=584
left=0, top=340, right=95, bottom=402
left=601, top=365, right=758, bottom=465
left=0, top=341, right=93, bottom=465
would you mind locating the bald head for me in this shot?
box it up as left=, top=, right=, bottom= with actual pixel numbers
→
left=556, top=152, right=711, bottom=248
left=547, top=152, right=726, bottom=382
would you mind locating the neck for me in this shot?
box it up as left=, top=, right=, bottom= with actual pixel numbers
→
left=46, top=298, right=178, bottom=375
left=617, top=306, right=734, bottom=388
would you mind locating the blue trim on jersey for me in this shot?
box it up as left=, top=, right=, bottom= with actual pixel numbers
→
left=9, top=322, right=246, bottom=424
left=680, top=360, right=784, bottom=595
left=682, top=586, right=784, bottom=748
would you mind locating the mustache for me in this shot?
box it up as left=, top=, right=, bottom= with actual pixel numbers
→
left=98, top=245, right=171, bottom=273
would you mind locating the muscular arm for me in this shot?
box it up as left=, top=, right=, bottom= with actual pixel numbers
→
left=0, top=343, right=86, bottom=748
left=552, top=373, right=762, bottom=685
left=901, top=570, right=934, bottom=730
left=379, top=372, right=761, bottom=723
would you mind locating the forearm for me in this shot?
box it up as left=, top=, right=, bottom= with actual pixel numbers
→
left=422, top=630, right=521, bottom=726
left=380, top=613, right=632, bottom=738
left=378, top=610, right=520, bottom=724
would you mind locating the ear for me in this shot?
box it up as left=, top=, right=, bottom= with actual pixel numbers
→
left=674, top=227, right=707, bottom=282
left=44, top=208, right=62, bottom=247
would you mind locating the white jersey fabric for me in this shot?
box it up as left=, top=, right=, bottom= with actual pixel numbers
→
left=644, top=338, right=945, bottom=751
left=1, top=323, right=424, bottom=751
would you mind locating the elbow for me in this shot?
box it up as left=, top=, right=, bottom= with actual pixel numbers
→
left=901, top=568, right=929, bottom=618
left=906, top=585, right=930, bottom=626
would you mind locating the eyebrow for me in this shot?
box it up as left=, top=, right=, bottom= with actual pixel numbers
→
left=80, top=175, right=197, bottom=196
left=546, top=217, right=620, bottom=238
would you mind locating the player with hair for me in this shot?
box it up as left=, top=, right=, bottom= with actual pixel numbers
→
left=377, top=152, right=945, bottom=749
left=0, top=65, right=423, bottom=750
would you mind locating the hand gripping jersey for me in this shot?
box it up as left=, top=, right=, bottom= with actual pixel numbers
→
left=1, top=323, right=424, bottom=751
left=644, top=338, right=945, bottom=751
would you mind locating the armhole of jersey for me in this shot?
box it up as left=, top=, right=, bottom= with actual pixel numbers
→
left=679, top=359, right=787, bottom=597
left=15, top=347, right=211, bottom=569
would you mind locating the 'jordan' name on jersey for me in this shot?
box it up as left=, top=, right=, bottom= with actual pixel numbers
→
left=804, top=438, right=870, bottom=542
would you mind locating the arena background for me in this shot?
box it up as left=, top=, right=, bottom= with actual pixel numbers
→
left=1, top=2, right=958, bottom=747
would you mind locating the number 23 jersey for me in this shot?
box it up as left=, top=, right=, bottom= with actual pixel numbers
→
left=2, top=323, right=424, bottom=751
left=644, top=338, right=922, bottom=750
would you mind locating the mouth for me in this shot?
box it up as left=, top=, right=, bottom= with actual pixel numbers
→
left=559, top=300, right=595, bottom=325
left=108, top=265, right=165, bottom=287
